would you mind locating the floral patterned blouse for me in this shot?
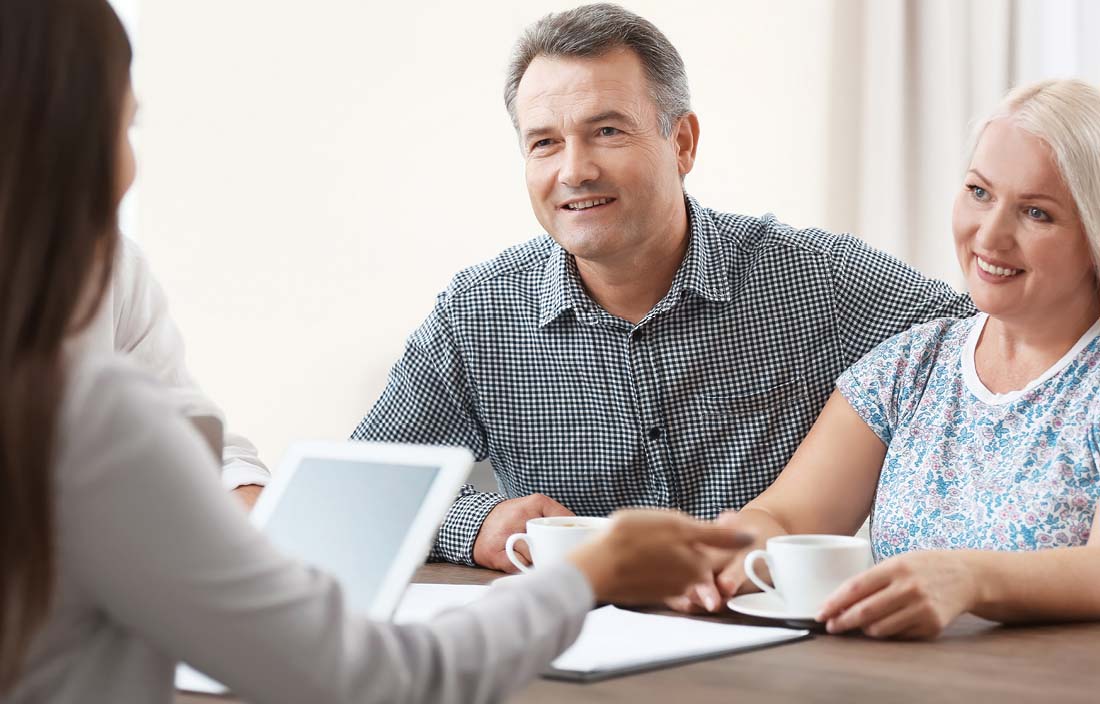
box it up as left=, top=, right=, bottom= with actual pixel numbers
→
left=837, top=313, right=1100, bottom=562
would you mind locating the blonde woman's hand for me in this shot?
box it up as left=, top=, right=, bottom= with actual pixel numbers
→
left=816, top=550, right=979, bottom=639
left=568, top=509, right=754, bottom=606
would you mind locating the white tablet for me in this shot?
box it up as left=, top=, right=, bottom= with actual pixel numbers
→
left=177, top=440, right=473, bottom=696
left=250, top=440, right=473, bottom=620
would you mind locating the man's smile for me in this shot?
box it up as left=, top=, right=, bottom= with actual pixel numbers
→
left=560, top=196, right=617, bottom=212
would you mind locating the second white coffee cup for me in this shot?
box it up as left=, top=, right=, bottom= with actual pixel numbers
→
left=505, top=516, right=611, bottom=573
left=742, top=534, right=871, bottom=617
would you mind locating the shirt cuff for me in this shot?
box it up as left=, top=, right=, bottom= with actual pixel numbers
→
left=431, top=491, right=506, bottom=566
left=219, top=462, right=272, bottom=491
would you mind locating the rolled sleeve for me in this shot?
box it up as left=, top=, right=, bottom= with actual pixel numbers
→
left=429, top=490, right=507, bottom=565
left=219, top=460, right=272, bottom=491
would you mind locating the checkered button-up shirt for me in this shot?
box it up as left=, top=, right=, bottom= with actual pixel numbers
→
left=351, top=195, right=975, bottom=565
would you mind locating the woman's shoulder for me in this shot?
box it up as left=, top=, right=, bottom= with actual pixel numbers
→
left=63, top=352, right=165, bottom=418
left=1075, top=338, right=1100, bottom=427
left=856, top=315, right=976, bottom=373
left=890, top=314, right=974, bottom=352
left=58, top=354, right=187, bottom=484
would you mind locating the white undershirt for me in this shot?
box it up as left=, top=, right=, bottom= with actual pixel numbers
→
left=962, top=311, right=1100, bottom=406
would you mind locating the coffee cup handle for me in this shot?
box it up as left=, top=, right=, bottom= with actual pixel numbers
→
left=743, top=549, right=777, bottom=596
left=504, top=533, right=533, bottom=574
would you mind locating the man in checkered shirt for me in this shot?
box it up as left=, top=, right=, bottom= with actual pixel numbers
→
left=351, top=4, right=975, bottom=571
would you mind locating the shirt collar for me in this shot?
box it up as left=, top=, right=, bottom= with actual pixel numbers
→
left=669, top=194, right=732, bottom=306
left=537, top=193, right=731, bottom=328
left=538, top=244, right=594, bottom=327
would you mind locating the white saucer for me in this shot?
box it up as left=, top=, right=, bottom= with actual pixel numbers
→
left=726, top=592, right=819, bottom=622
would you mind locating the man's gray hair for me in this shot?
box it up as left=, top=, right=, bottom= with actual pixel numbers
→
left=504, top=3, right=691, bottom=137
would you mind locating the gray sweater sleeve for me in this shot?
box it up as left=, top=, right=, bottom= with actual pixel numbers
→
left=55, top=360, right=593, bottom=704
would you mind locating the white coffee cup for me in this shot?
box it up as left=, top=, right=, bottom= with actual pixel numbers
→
left=742, top=535, right=871, bottom=617
left=505, top=516, right=611, bottom=573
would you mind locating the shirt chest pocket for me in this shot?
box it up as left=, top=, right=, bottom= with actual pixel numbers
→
left=678, top=376, right=816, bottom=504
left=693, top=376, right=809, bottom=423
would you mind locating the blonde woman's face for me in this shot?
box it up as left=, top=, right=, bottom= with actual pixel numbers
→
left=952, top=118, right=1097, bottom=326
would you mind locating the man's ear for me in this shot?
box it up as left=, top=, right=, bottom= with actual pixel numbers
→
left=674, top=112, right=700, bottom=177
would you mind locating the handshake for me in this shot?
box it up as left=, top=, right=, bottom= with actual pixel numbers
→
left=473, top=494, right=757, bottom=608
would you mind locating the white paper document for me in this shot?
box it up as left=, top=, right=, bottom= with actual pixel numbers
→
left=175, top=663, right=228, bottom=696
left=394, top=584, right=809, bottom=679
left=549, top=605, right=809, bottom=678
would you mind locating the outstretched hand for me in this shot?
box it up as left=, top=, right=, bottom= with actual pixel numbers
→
left=665, top=509, right=767, bottom=613
left=569, top=509, right=754, bottom=606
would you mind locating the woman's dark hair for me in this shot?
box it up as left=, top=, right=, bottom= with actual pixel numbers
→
left=0, top=0, right=131, bottom=690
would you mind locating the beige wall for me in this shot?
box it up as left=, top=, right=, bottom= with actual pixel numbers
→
left=133, top=0, right=836, bottom=467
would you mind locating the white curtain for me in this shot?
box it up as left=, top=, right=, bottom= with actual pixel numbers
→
left=824, top=0, right=1100, bottom=288
left=1014, top=0, right=1100, bottom=86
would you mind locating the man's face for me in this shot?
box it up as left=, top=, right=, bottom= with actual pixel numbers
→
left=514, top=48, right=695, bottom=264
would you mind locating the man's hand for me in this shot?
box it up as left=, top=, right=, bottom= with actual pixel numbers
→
left=231, top=484, right=263, bottom=510
left=473, top=494, right=574, bottom=572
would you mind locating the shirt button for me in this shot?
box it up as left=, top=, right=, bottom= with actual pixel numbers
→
left=648, top=427, right=663, bottom=441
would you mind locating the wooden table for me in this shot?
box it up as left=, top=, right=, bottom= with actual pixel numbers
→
left=178, top=563, right=1100, bottom=703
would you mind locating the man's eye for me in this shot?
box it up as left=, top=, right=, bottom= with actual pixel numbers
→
left=532, top=138, right=553, bottom=150
left=598, top=126, right=620, bottom=137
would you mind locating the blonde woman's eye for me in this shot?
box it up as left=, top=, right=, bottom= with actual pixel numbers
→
left=1026, top=206, right=1051, bottom=222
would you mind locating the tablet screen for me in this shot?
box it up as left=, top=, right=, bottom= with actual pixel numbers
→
left=262, top=458, right=441, bottom=615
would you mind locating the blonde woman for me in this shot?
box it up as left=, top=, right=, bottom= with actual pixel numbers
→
left=679, top=79, right=1100, bottom=638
